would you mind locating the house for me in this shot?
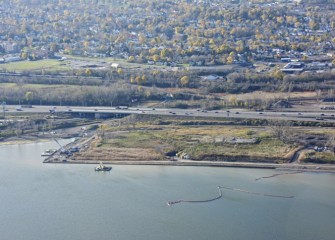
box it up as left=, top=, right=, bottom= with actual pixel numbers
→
left=111, top=63, right=119, bottom=68
left=307, top=62, right=330, bottom=71
left=281, top=62, right=304, bottom=73
left=202, top=75, right=220, bottom=80
left=281, top=57, right=291, bottom=62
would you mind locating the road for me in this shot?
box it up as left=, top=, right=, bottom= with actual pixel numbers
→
left=3, top=105, right=335, bottom=123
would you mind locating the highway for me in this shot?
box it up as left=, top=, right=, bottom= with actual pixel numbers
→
left=3, top=104, right=335, bottom=123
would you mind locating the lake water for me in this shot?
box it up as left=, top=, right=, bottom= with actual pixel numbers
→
left=0, top=141, right=335, bottom=240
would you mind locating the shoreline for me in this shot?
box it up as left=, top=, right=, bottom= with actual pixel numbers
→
left=0, top=138, right=52, bottom=146
left=43, top=158, right=335, bottom=173
left=3, top=135, right=335, bottom=173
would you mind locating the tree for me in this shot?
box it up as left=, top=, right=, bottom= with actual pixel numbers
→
left=20, top=49, right=29, bottom=59
left=25, top=91, right=33, bottom=104
left=272, top=70, right=284, bottom=80
left=117, top=68, right=123, bottom=75
left=130, top=75, right=135, bottom=84
left=226, top=52, right=235, bottom=64
left=85, top=68, right=92, bottom=76
left=180, top=76, right=190, bottom=87
left=128, top=56, right=135, bottom=62
left=153, top=54, right=160, bottom=62
left=160, top=48, right=167, bottom=59
left=228, top=96, right=237, bottom=106
left=135, top=76, right=142, bottom=85
left=270, top=120, right=291, bottom=143
left=50, top=43, right=59, bottom=53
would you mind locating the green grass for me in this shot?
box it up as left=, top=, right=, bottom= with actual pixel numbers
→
left=0, top=59, right=70, bottom=72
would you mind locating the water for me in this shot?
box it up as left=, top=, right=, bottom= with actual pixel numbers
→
left=0, top=141, right=335, bottom=240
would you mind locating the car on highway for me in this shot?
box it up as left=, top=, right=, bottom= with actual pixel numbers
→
left=116, top=106, right=128, bottom=109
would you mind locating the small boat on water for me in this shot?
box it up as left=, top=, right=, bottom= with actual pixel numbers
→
left=41, top=149, right=57, bottom=157
left=95, top=162, right=112, bottom=172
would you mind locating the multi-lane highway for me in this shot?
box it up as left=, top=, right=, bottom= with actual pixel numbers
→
left=3, top=105, right=335, bottom=123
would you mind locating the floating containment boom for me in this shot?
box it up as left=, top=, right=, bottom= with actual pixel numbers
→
left=167, top=186, right=294, bottom=206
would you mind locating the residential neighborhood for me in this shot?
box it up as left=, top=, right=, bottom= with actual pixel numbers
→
left=0, top=0, right=334, bottom=112
left=0, top=0, right=334, bottom=70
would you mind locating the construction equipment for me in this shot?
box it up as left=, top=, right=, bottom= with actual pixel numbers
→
left=53, top=138, right=72, bottom=156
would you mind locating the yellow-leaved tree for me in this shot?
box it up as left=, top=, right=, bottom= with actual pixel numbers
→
left=180, top=76, right=190, bottom=87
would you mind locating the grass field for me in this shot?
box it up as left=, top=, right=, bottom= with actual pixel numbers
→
left=0, top=83, right=75, bottom=89
left=91, top=119, right=294, bottom=162
left=0, top=59, right=71, bottom=72
left=303, top=151, right=335, bottom=164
